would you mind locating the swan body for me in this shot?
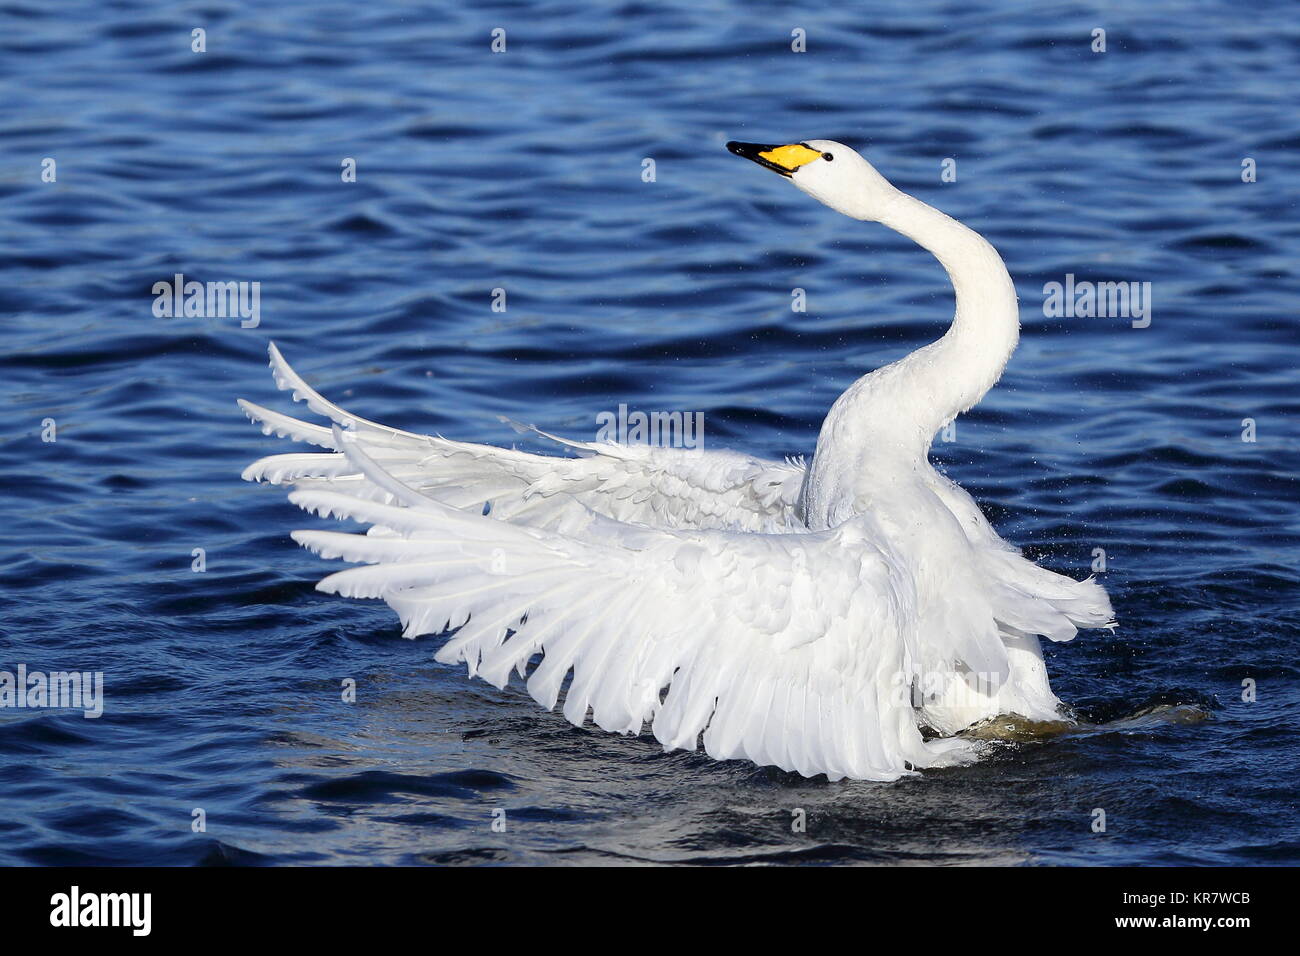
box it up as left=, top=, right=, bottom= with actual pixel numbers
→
left=239, top=139, right=1114, bottom=781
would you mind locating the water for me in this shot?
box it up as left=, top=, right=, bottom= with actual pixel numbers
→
left=1, top=0, right=1297, bottom=865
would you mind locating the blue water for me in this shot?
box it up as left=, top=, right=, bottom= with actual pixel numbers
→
left=1, top=0, right=1297, bottom=866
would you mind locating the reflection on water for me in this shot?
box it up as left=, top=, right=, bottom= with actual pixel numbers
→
left=965, top=702, right=1210, bottom=742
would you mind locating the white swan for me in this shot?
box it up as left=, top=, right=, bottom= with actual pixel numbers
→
left=238, top=139, right=1114, bottom=781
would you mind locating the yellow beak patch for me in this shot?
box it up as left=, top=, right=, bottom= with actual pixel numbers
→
left=757, top=143, right=822, bottom=173
left=727, top=140, right=824, bottom=177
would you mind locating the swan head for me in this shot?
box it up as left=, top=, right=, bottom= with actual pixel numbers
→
left=726, top=139, right=898, bottom=221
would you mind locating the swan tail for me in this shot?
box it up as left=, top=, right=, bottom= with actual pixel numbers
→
left=983, top=549, right=1115, bottom=642
left=925, top=466, right=1115, bottom=638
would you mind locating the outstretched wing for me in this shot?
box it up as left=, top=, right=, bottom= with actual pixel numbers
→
left=240, top=344, right=807, bottom=535
left=237, top=347, right=975, bottom=779
left=270, top=425, right=969, bottom=781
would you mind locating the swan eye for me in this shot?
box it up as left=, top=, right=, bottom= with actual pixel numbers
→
left=822, top=152, right=834, bottom=161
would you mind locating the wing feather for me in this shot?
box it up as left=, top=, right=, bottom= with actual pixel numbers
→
left=237, top=345, right=1051, bottom=779
left=266, top=418, right=967, bottom=780
left=242, top=345, right=808, bottom=534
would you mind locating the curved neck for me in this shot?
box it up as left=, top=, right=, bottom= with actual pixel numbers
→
left=873, top=190, right=1019, bottom=446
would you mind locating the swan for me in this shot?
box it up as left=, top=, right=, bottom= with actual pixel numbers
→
left=238, top=139, right=1114, bottom=781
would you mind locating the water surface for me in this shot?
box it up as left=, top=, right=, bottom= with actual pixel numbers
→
left=1, top=0, right=1297, bottom=865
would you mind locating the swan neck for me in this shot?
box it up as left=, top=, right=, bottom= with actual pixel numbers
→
left=876, top=190, right=1019, bottom=442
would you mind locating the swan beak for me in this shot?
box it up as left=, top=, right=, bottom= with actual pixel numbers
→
left=727, top=141, right=822, bottom=177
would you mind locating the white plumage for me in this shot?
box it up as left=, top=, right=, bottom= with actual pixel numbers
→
left=239, top=139, right=1114, bottom=781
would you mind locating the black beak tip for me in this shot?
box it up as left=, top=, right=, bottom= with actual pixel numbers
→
left=726, top=141, right=793, bottom=177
